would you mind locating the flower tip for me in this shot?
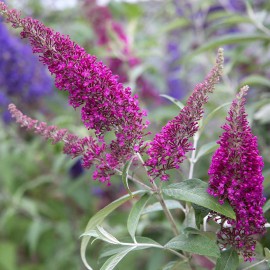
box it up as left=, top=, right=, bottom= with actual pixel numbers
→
left=8, top=103, right=16, bottom=112
left=238, top=85, right=249, bottom=97
left=217, top=47, right=224, bottom=54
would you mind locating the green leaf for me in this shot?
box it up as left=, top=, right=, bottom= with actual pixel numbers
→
left=163, top=179, right=236, bottom=219
left=95, top=226, right=120, bottom=245
left=183, top=205, right=196, bottom=229
left=27, top=218, right=50, bottom=254
left=240, top=75, right=270, bottom=88
left=160, top=18, right=190, bottom=33
left=195, top=142, right=219, bottom=162
left=122, top=157, right=136, bottom=197
left=263, top=199, right=270, bottom=213
left=215, top=248, right=239, bottom=270
left=100, top=237, right=161, bottom=259
left=192, top=204, right=210, bottom=228
left=100, top=246, right=136, bottom=270
left=162, top=260, right=191, bottom=270
left=160, top=94, right=185, bottom=110
left=264, top=247, right=270, bottom=260
left=0, top=242, right=16, bottom=270
left=210, top=15, right=251, bottom=31
left=199, top=103, right=231, bottom=134
left=165, top=234, right=220, bottom=258
left=80, top=190, right=146, bottom=270
left=142, top=200, right=185, bottom=215
left=254, top=104, right=270, bottom=124
left=183, top=227, right=216, bottom=241
left=185, top=34, right=270, bottom=59
left=127, top=194, right=151, bottom=241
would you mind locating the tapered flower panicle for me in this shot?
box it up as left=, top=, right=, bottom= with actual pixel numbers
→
left=8, top=104, right=117, bottom=184
left=0, top=3, right=149, bottom=180
left=145, top=49, right=224, bottom=180
left=207, top=86, right=266, bottom=261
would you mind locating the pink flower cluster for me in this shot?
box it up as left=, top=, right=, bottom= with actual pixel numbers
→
left=0, top=2, right=149, bottom=184
left=145, top=49, right=224, bottom=181
left=208, top=86, right=266, bottom=260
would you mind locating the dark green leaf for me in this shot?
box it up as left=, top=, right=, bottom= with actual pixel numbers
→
left=127, top=194, right=151, bottom=240
left=163, top=179, right=236, bottom=219
left=165, top=234, right=220, bottom=258
left=215, top=249, right=239, bottom=270
left=183, top=227, right=216, bottom=241
left=192, top=204, right=210, bottom=228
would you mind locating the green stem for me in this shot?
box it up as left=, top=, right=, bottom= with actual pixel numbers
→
left=136, top=153, right=180, bottom=236
left=114, top=168, right=152, bottom=191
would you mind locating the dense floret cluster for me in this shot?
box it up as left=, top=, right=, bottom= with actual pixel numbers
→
left=208, top=86, right=266, bottom=260
left=145, top=49, right=224, bottom=180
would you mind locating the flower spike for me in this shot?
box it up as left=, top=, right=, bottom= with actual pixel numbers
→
left=145, top=48, right=224, bottom=181
left=207, top=86, right=266, bottom=261
left=0, top=2, right=150, bottom=183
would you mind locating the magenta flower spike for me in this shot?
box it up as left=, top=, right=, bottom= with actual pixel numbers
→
left=145, top=49, right=224, bottom=181
left=8, top=104, right=117, bottom=183
left=207, top=86, right=266, bottom=261
left=0, top=3, right=149, bottom=184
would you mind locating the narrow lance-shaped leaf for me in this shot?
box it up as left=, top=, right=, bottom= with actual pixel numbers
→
left=160, top=94, right=185, bottom=110
left=183, top=34, right=270, bottom=61
left=142, top=200, right=185, bottom=215
left=240, top=75, right=270, bottom=88
left=122, top=157, right=136, bottom=197
left=199, top=102, right=231, bottom=135
left=127, top=193, right=151, bottom=241
left=163, top=179, right=236, bottom=219
left=80, top=190, right=146, bottom=270
left=100, top=237, right=162, bottom=259
left=100, top=246, right=137, bottom=270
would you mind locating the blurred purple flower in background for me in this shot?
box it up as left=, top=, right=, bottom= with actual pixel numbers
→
left=0, top=21, right=52, bottom=123
left=83, top=0, right=160, bottom=104
left=166, top=35, right=187, bottom=100
left=69, top=159, right=85, bottom=179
